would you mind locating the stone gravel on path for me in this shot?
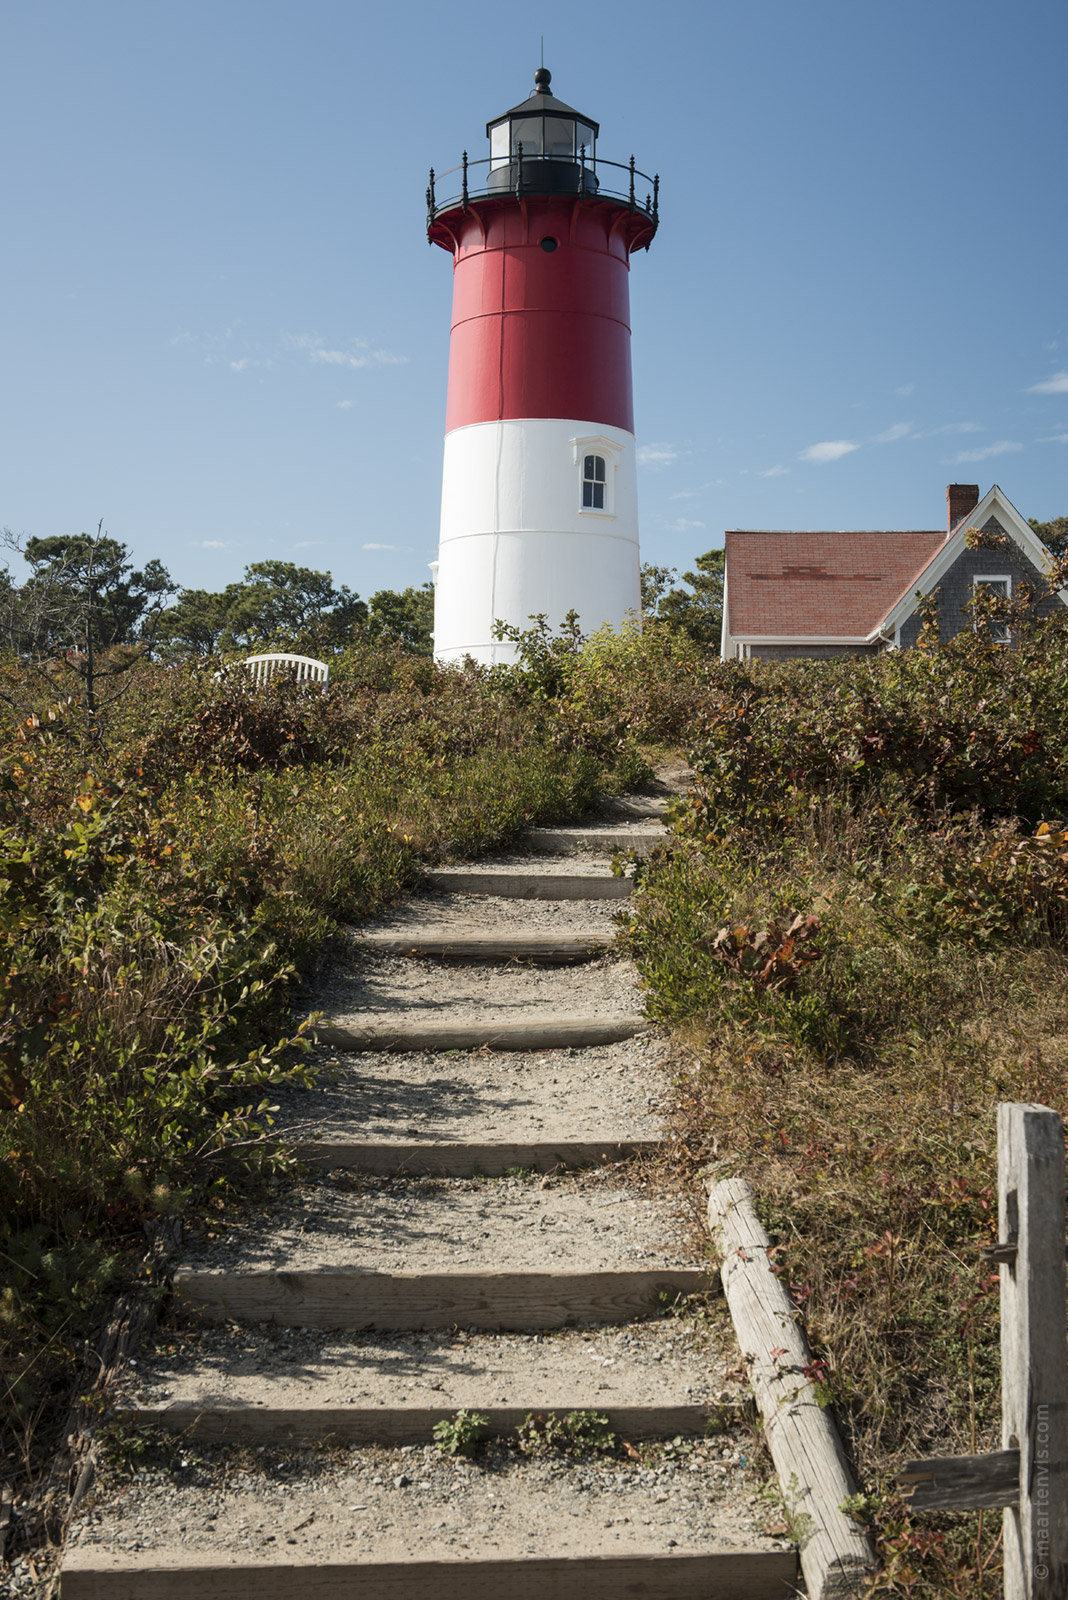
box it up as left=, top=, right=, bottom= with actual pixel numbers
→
left=271, top=1035, right=668, bottom=1146
left=178, top=1169, right=706, bottom=1276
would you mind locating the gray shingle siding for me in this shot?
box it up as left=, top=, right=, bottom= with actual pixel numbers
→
left=751, top=643, right=881, bottom=660
left=897, top=515, right=1057, bottom=648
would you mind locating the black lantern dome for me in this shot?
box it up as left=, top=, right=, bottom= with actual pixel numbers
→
left=486, top=68, right=600, bottom=196
left=425, top=68, right=658, bottom=247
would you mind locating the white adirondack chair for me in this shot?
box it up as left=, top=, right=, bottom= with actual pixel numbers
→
left=241, top=652, right=330, bottom=688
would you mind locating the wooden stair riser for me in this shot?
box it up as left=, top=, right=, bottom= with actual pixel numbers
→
left=525, top=828, right=666, bottom=855
left=290, top=1139, right=661, bottom=1175
left=600, top=798, right=671, bottom=819
left=358, top=933, right=613, bottom=963
left=120, top=1402, right=738, bottom=1446
left=428, top=872, right=632, bottom=900
left=174, top=1269, right=713, bottom=1331
left=312, top=1016, right=649, bottom=1052
left=60, top=1550, right=799, bottom=1599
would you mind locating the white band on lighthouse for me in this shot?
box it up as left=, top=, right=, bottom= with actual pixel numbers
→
left=433, top=416, right=639, bottom=664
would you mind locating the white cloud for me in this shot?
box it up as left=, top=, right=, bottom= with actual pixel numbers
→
left=1028, top=371, right=1068, bottom=395
left=337, top=399, right=353, bottom=409
left=1037, top=433, right=1068, bottom=445
left=944, top=440, right=1023, bottom=464
left=229, top=358, right=249, bottom=373
left=913, top=421, right=984, bottom=439
left=758, top=464, right=789, bottom=478
left=362, top=541, right=413, bottom=552
left=199, top=540, right=226, bottom=549
left=873, top=422, right=913, bottom=444
left=798, top=439, right=859, bottom=464
left=313, top=346, right=406, bottom=369
left=293, top=541, right=325, bottom=549
left=169, top=331, right=193, bottom=346
left=665, top=518, right=706, bottom=533
left=637, top=442, right=681, bottom=469
left=894, top=383, right=916, bottom=397
left=288, top=333, right=407, bottom=370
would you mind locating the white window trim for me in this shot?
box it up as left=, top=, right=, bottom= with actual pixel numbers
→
left=571, top=433, right=623, bottom=519
left=973, top=573, right=1013, bottom=641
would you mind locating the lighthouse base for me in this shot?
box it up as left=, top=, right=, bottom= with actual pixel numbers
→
left=433, top=417, right=640, bottom=665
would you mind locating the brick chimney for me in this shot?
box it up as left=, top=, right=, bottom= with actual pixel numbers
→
left=947, top=482, right=980, bottom=534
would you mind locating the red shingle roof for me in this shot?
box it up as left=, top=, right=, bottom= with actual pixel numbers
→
left=725, top=529, right=945, bottom=638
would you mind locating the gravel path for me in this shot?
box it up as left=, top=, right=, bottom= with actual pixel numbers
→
left=67, top=1437, right=783, bottom=1566
left=62, top=781, right=794, bottom=1585
left=349, top=888, right=625, bottom=936
left=178, top=1169, right=704, bottom=1276
left=271, top=1035, right=667, bottom=1145
left=115, top=1319, right=749, bottom=1415
left=316, top=950, right=644, bottom=1027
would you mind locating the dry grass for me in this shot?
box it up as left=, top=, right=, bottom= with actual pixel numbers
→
left=627, top=787, right=1068, bottom=1595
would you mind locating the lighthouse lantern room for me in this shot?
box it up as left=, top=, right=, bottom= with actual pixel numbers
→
left=427, top=69, right=659, bottom=663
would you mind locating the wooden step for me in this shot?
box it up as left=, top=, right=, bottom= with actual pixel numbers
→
left=428, top=870, right=632, bottom=900
left=61, top=1548, right=799, bottom=1599
left=119, top=1400, right=726, bottom=1446
left=174, top=1268, right=712, bottom=1330
left=311, top=1014, right=649, bottom=1052
left=525, top=827, right=666, bottom=855
left=600, top=795, right=672, bottom=819
left=358, top=931, right=613, bottom=963
left=290, top=1137, right=661, bottom=1174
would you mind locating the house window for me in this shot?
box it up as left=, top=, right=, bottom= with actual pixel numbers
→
left=582, top=454, right=606, bottom=510
left=973, top=575, right=1012, bottom=643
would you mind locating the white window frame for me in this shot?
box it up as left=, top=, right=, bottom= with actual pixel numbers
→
left=571, top=433, right=623, bottom=519
left=973, top=574, right=1012, bottom=643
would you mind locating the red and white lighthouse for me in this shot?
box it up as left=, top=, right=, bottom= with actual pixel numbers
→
left=427, top=68, right=659, bottom=663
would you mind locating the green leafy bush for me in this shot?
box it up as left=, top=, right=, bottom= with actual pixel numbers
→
left=0, top=637, right=639, bottom=1492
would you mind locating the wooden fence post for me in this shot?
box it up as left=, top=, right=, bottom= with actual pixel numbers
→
left=999, top=1102, right=1068, bottom=1599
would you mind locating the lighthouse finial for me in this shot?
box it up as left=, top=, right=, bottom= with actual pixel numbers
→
left=533, top=65, right=551, bottom=93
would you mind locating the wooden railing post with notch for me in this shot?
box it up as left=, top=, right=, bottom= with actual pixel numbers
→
left=999, top=1102, right=1068, bottom=1599
left=896, top=1103, right=1068, bottom=1598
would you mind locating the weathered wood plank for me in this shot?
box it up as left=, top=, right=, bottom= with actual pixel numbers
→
left=998, top=1103, right=1068, bottom=1600
left=60, top=1548, right=799, bottom=1599
left=311, top=1015, right=649, bottom=1052
left=897, top=1449, right=1020, bottom=1512
left=599, top=795, right=671, bottom=819
left=358, top=932, right=613, bottom=963
left=120, top=1402, right=727, bottom=1446
left=290, top=1139, right=661, bottom=1175
left=525, top=827, right=666, bottom=856
left=428, top=871, right=633, bottom=900
left=173, top=1268, right=712, bottom=1330
left=708, top=1179, right=876, bottom=1600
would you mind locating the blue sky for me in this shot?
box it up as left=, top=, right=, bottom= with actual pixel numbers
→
left=2, top=0, right=1066, bottom=601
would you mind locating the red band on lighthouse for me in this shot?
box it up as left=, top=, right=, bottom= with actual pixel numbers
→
left=444, top=199, right=636, bottom=434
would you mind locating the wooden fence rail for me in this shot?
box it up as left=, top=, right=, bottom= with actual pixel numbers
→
left=896, top=1102, right=1068, bottom=1599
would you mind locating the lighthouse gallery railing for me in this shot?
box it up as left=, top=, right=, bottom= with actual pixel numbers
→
left=426, top=151, right=659, bottom=230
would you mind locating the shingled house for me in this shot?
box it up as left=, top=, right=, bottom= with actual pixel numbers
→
left=720, top=483, right=1066, bottom=661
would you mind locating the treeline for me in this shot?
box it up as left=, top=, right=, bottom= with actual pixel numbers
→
left=0, top=528, right=436, bottom=663
left=0, top=527, right=728, bottom=680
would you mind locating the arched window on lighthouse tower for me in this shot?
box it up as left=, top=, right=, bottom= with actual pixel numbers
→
left=582, top=454, right=606, bottom=510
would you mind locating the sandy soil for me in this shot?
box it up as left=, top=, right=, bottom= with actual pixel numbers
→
left=178, top=1170, right=706, bottom=1276
left=271, top=1035, right=668, bottom=1145
left=115, top=1318, right=747, bottom=1416
left=67, top=1435, right=786, bottom=1567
